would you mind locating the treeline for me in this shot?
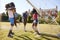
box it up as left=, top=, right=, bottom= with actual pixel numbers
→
left=1, top=12, right=33, bottom=23
left=1, top=11, right=60, bottom=25
left=1, top=12, right=22, bottom=22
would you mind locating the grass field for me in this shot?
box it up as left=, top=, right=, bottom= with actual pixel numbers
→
left=0, top=22, right=60, bottom=40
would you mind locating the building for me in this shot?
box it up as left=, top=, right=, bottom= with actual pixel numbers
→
left=39, top=6, right=58, bottom=19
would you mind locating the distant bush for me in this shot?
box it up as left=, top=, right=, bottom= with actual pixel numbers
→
left=39, top=18, right=45, bottom=24
left=27, top=16, right=33, bottom=23
left=56, top=16, right=60, bottom=24
left=1, top=12, right=9, bottom=22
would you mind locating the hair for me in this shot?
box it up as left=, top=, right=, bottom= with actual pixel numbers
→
left=32, top=8, right=37, bottom=14
left=5, top=2, right=15, bottom=9
left=9, top=2, right=15, bottom=7
left=5, top=3, right=10, bottom=9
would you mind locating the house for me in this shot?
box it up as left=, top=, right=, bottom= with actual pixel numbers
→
left=39, top=6, right=58, bottom=19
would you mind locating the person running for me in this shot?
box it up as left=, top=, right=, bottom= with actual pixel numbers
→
left=5, top=2, right=16, bottom=37
left=32, top=8, right=40, bottom=35
left=22, top=11, right=28, bottom=32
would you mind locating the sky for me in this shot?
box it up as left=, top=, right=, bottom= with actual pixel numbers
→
left=0, top=0, right=60, bottom=15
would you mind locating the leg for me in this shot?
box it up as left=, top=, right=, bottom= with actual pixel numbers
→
left=8, top=18, right=14, bottom=37
left=8, top=24, right=14, bottom=37
left=34, top=23, right=40, bottom=35
left=24, top=19, right=27, bottom=32
left=14, top=18, right=17, bottom=27
left=14, top=21, right=17, bottom=27
left=32, top=20, right=35, bottom=30
left=33, top=20, right=40, bottom=35
left=32, top=23, right=35, bottom=30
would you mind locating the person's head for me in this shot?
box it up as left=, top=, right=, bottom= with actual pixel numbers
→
left=25, top=11, right=27, bottom=13
left=5, top=2, right=15, bottom=11
left=33, top=8, right=36, bottom=12
left=32, top=8, right=37, bottom=14
left=5, top=2, right=16, bottom=16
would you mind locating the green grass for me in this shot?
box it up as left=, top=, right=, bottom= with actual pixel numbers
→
left=0, top=22, right=60, bottom=40
left=0, top=30, right=60, bottom=40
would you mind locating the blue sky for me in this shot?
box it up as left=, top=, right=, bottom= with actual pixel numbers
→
left=0, top=0, right=60, bottom=15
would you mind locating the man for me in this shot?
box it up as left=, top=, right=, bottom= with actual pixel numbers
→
left=22, top=11, right=28, bottom=32
left=5, top=2, right=15, bottom=37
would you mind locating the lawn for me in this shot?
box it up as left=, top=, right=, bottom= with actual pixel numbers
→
left=0, top=22, right=60, bottom=40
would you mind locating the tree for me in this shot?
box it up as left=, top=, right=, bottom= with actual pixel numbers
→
left=1, top=12, right=8, bottom=22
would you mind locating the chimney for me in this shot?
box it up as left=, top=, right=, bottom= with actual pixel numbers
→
left=56, top=6, right=58, bottom=10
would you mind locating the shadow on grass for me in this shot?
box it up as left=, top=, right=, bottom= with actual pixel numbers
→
left=24, top=35, right=32, bottom=40
left=34, top=37, right=41, bottom=40
left=29, top=31, right=60, bottom=39
left=39, top=33, right=60, bottom=39
left=13, top=31, right=60, bottom=40
left=41, top=36, right=52, bottom=40
left=33, top=35, right=51, bottom=40
left=14, top=34, right=32, bottom=40
left=14, top=38, right=20, bottom=40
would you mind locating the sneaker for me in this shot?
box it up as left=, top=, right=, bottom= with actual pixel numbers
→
left=34, top=31, right=40, bottom=35
left=35, top=34, right=41, bottom=38
left=37, top=32, right=40, bottom=35
left=8, top=34, right=13, bottom=38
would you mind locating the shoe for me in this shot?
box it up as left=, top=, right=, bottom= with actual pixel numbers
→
left=8, top=34, right=13, bottom=38
left=35, top=34, right=41, bottom=38
left=36, top=31, right=40, bottom=35
left=8, top=31, right=14, bottom=38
